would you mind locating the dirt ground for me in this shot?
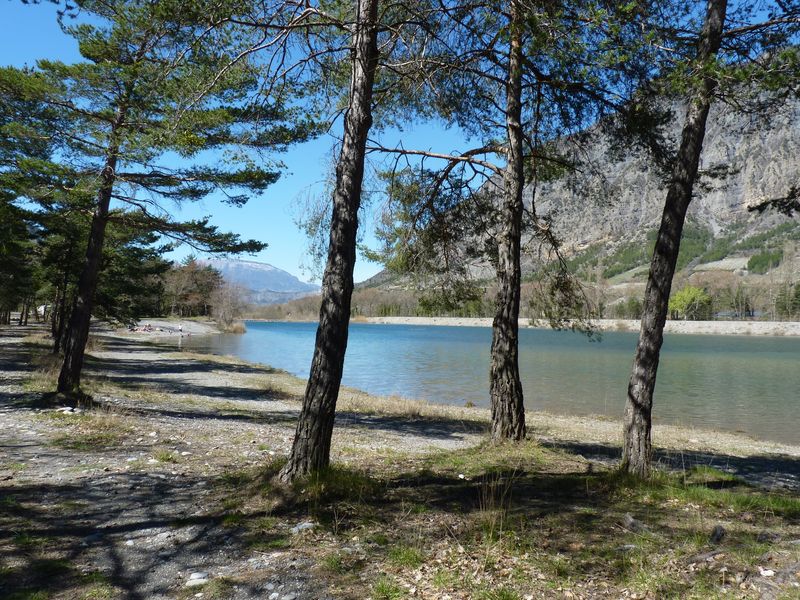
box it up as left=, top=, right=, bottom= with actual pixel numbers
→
left=1, top=323, right=799, bottom=599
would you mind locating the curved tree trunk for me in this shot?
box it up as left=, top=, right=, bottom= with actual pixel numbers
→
left=279, top=0, right=379, bottom=482
left=622, top=0, right=727, bottom=477
left=490, top=0, right=526, bottom=441
left=57, top=125, right=123, bottom=396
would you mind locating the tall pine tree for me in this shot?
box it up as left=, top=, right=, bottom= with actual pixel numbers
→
left=2, top=0, right=317, bottom=398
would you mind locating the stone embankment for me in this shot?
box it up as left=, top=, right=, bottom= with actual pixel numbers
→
left=366, top=316, right=800, bottom=336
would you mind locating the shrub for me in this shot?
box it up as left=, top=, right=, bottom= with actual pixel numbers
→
left=668, top=286, right=712, bottom=320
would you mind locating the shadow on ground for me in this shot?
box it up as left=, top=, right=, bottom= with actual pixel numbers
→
left=0, top=469, right=303, bottom=599
left=542, top=438, right=800, bottom=492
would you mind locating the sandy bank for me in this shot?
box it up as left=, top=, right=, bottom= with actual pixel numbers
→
left=366, top=316, right=800, bottom=336
left=104, top=317, right=220, bottom=338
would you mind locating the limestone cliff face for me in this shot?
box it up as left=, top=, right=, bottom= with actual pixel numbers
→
left=533, top=98, right=800, bottom=253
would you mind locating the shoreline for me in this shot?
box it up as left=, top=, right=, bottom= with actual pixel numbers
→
left=95, top=324, right=800, bottom=461
left=107, top=318, right=800, bottom=448
left=105, top=317, right=221, bottom=339
left=362, top=316, right=800, bottom=336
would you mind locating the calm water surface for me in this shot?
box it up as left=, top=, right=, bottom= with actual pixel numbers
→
left=180, top=321, right=799, bottom=444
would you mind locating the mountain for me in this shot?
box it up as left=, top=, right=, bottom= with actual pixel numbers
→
left=534, top=97, right=800, bottom=254
left=355, top=96, right=800, bottom=317
left=199, top=258, right=319, bottom=305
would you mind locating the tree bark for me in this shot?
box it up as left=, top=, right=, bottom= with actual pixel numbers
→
left=622, top=0, right=727, bottom=477
left=57, top=112, right=125, bottom=395
left=490, top=0, right=526, bottom=441
left=279, top=0, right=379, bottom=482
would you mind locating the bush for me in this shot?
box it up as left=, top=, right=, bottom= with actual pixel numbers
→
left=614, top=297, right=643, bottom=319
left=669, top=285, right=712, bottom=320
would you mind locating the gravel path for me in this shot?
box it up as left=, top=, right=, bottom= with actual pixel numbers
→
left=0, top=327, right=327, bottom=599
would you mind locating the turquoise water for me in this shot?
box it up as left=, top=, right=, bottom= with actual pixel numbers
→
left=181, top=321, right=799, bottom=444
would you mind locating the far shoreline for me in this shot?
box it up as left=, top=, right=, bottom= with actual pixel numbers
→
left=248, top=315, right=800, bottom=337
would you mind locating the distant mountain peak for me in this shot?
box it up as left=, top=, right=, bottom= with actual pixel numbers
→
left=198, top=258, right=319, bottom=305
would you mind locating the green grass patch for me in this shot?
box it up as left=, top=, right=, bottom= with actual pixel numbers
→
left=424, top=440, right=544, bottom=478
left=432, top=568, right=459, bottom=589
left=51, top=432, right=120, bottom=451
left=298, top=465, right=384, bottom=505
left=153, top=449, right=178, bottom=463
left=372, top=575, right=405, bottom=600
left=606, top=469, right=800, bottom=519
left=387, top=544, right=424, bottom=569
left=221, top=511, right=246, bottom=526
left=5, top=591, right=51, bottom=600
left=12, top=533, right=54, bottom=550
left=322, top=552, right=346, bottom=574
left=200, top=577, right=237, bottom=600
left=475, top=587, right=522, bottom=600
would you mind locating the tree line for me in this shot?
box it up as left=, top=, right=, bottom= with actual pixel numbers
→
left=0, top=247, right=242, bottom=337
left=2, top=0, right=800, bottom=482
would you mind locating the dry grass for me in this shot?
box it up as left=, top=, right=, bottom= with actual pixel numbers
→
left=220, top=321, right=247, bottom=334
left=337, top=387, right=488, bottom=422
left=39, top=404, right=134, bottom=451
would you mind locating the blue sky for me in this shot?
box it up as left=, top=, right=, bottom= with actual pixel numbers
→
left=1, top=0, right=478, bottom=284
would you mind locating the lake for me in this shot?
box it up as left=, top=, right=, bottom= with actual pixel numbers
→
left=180, top=321, right=799, bottom=445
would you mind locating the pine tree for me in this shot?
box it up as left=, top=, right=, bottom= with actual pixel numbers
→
left=623, top=0, right=800, bottom=477
left=1, top=0, right=316, bottom=399
left=369, top=0, right=668, bottom=440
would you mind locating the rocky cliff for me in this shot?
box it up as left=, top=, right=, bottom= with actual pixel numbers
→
left=535, top=97, right=800, bottom=255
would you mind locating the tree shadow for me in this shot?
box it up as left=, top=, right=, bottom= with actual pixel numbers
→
left=0, top=468, right=322, bottom=600
left=540, top=438, right=800, bottom=492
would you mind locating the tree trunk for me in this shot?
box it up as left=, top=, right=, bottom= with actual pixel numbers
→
left=490, top=0, right=526, bottom=441
left=278, top=0, right=379, bottom=482
left=622, top=0, right=727, bottom=477
left=50, top=288, right=60, bottom=343
left=57, top=126, right=123, bottom=395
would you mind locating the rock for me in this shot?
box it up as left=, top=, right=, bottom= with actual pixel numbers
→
left=291, top=521, right=316, bottom=535
left=709, top=525, right=727, bottom=544
left=756, top=531, right=781, bottom=544
left=758, top=566, right=776, bottom=577
left=269, top=594, right=279, bottom=600
left=621, top=513, right=647, bottom=533
left=282, top=593, right=297, bottom=600
left=185, top=572, right=210, bottom=588
left=82, top=532, right=103, bottom=545
left=125, top=539, right=135, bottom=546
